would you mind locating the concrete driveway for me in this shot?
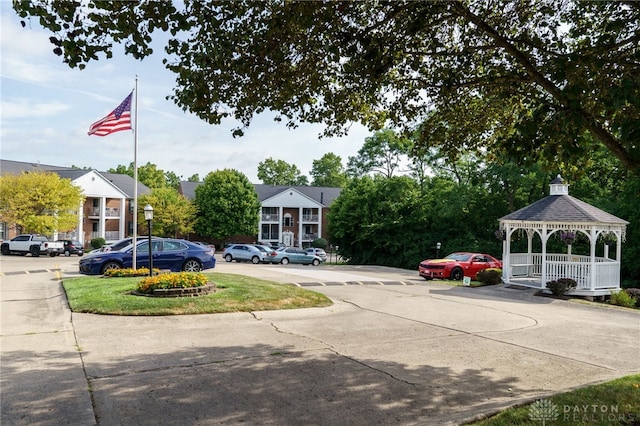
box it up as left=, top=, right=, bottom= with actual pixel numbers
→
left=1, top=255, right=639, bottom=425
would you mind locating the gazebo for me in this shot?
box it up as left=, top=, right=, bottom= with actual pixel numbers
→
left=498, top=176, right=628, bottom=297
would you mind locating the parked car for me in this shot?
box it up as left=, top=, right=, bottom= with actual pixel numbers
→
left=305, top=248, right=327, bottom=262
left=100, top=236, right=150, bottom=253
left=79, top=238, right=216, bottom=275
left=253, top=244, right=277, bottom=262
left=418, top=252, right=502, bottom=280
left=193, top=241, right=216, bottom=254
left=222, top=244, right=267, bottom=264
left=272, top=247, right=322, bottom=266
left=56, top=240, right=84, bottom=257
left=1, top=234, right=64, bottom=257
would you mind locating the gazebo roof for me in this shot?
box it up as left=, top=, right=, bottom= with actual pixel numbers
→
left=500, top=194, right=628, bottom=225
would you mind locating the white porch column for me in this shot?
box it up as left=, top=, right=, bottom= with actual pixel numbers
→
left=317, top=207, right=323, bottom=241
left=99, top=197, right=106, bottom=239
left=119, top=198, right=126, bottom=239
left=278, top=206, right=283, bottom=243
left=298, top=207, right=303, bottom=247
left=77, top=200, right=84, bottom=243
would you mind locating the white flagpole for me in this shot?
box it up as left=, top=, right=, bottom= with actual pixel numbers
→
left=132, top=76, right=139, bottom=269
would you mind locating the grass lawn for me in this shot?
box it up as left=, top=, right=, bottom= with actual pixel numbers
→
left=466, top=374, right=640, bottom=425
left=62, top=272, right=332, bottom=315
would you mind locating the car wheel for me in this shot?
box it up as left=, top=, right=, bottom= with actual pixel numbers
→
left=450, top=268, right=463, bottom=280
left=281, top=258, right=289, bottom=265
left=101, top=261, right=122, bottom=275
left=312, top=259, right=320, bottom=266
left=64, top=250, right=71, bottom=257
left=225, top=254, right=233, bottom=262
left=30, top=246, right=40, bottom=257
left=183, top=259, right=202, bottom=272
left=49, top=252, right=57, bottom=257
left=1, top=244, right=9, bottom=255
left=78, top=252, right=84, bottom=257
left=251, top=256, right=260, bottom=264
left=423, top=276, right=433, bottom=281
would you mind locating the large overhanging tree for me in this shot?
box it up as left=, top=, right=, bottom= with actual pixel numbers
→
left=14, top=1, right=640, bottom=173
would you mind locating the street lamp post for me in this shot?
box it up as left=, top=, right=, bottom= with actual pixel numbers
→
left=144, top=204, right=154, bottom=276
left=436, top=242, right=441, bottom=258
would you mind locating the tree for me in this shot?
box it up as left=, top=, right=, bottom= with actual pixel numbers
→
left=194, top=169, right=261, bottom=241
left=257, top=158, right=308, bottom=186
left=0, top=171, right=85, bottom=235
left=108, top=162, right=180, bottom=189
left=310, top=153, right=348, bottom=187
left=137, top=187, right=196, bottom=238
left=347, top=129, right=412, bottom=178
left=14, top=1, right=640, bottom=172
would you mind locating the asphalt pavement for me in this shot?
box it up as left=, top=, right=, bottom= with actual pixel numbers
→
left=1, top=254, right=639, bottom=425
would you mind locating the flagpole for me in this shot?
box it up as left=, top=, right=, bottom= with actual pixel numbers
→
left=132, top=76, right=139, bottom=269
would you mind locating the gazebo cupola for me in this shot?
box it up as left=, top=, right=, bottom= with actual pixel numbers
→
left=498, top=175, right=628, bottom=296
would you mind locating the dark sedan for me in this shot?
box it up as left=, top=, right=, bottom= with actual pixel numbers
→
left=79, top=238, right=216, bottom=275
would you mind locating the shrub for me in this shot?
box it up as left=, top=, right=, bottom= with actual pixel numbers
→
left=546, top=278, right=577, bottom=296
left=624, top=288, right=640, bottom=307
left=476, top=268, right=503, bottom=285
left=137, top=272, right=209, bottom=294
left=610, top=290, right=638, bottom=309
left=91, top=237, right=106, bottom=249
left=104, top=267, right=158, bottom=278
left=312, top=238, right=328, bottom=249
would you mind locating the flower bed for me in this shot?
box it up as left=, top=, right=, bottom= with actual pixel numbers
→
left=104, top=267, right=159, bottom=277
left=134, top=272, right=214, bottom=297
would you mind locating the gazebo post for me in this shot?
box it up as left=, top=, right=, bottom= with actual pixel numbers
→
left=590, top=228, right=597, bottom=291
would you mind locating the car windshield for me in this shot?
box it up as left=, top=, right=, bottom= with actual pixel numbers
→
left=445, top=253, right=471, bottom=261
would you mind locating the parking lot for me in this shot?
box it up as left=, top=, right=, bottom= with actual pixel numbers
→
left=2, top=253, right=639, bottom=425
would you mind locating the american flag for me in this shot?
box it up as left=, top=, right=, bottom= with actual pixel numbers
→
left=88, top=92, right=133, bottom=136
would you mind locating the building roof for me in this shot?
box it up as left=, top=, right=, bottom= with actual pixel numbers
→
left=500, top=192, right=628, bottom=225
left=179, top=181, right=342, bottom=206
left=0, top=159, right=149, bottom=198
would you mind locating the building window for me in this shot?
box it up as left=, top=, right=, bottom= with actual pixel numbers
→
left=283, top=214, right=293, bottom=227
left=0, top=222, right=6, bottom=241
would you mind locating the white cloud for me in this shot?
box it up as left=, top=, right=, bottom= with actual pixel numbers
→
left=1, top=99, right=70, bottom=119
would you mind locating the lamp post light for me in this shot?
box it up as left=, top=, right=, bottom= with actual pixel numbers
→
left=143, top=204, right=154, bottom=276
left=436, top=242, right=441, bottom=258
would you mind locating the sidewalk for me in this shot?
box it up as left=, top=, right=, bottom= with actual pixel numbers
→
left=2, top=261, right=639, bottom=425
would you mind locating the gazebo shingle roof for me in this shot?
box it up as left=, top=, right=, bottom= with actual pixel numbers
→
left=501, top=194, right=628, bottom=225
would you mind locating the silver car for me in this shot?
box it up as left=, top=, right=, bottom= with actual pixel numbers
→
left=305, top=248, right=327, bottom=262
left=272, top=247, right=321, bottom=266
left=223, top=244, right=266, bottom=264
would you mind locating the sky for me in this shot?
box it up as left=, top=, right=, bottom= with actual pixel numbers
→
left=0, top=4, right=371, bottom=183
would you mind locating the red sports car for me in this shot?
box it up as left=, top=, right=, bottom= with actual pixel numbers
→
left=418, top=252, right=502, bottom=280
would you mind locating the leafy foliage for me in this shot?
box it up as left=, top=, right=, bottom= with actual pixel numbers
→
left=310, top=153, right=348, bottom=187
left=347, top=129, right=412, bottom=178
left=546, top=279, right=578, bottom=296
left=194, top=169, right=261, bottom=241
left=476, top=269, right=503, bottom=286
left=90, top=237, right=106, bottom=249
left=108, top=162, right=182, bottom=190
left=257, top=157, right=308, bottom=186
left=609, top=290, right=638, bottom=309
left=0, top=171, right=84, bottom=234
left=13, top=1, right=640, bottom=172
left=137, top=187, right=196, bottom=237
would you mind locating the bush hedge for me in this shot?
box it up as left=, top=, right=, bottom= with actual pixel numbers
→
left=546, top=278, right=577, bottom=296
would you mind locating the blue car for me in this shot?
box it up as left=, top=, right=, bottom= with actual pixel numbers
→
left=79, top=238, right=216, bottom=275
